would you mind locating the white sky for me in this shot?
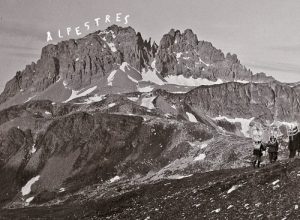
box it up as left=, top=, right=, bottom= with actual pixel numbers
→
left=0, top=0, right=299, bottom=92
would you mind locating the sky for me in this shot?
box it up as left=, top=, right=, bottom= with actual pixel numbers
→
left=0, top=0, right=299, bottom=92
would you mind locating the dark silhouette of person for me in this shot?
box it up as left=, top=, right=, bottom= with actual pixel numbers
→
left=288, top=126, right=300, bottom=158
left=252, top=140, right=266, bottom=168
left=267, top=136, right=279, bottom=163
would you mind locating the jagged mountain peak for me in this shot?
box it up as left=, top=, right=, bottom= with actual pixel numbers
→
left=0, top=25, right=281, bottom=110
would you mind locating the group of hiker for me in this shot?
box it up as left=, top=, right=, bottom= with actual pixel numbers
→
left=252, top=126, right=300, bottom=168
left=252, top=136, right=279, bottom=168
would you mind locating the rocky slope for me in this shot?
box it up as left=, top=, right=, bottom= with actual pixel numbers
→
left=0, top=95, right=255, bottom=209
left=0, top=88, right=295, bottom=212
left=0, top=25, right=299, bottom=218
left=2, top=158, right=300, bottom=219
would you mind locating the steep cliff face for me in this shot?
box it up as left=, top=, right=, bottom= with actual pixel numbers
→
left=151, top=82, right=300, bottom=123
left=184, top=82, right=300, bottom=121
left=0, top=25, right=157, bottom=105
left=155, top=29, right=274, bottom=82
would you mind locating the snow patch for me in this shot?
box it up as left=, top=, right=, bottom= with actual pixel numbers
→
left=30, top=144, right=37, bottom=154
left=127, top=97, right=139, bottom=102
left=138, top=86, right=154, bottom=92
left=64, top=86, right=97, bottom=103
left=201, top=143, right=208, bottom=149
left=199, top=58, right=210, bottom=66
left=63, top=81, right=68, bottom=87
left=227, top=184, right=243, bottom=194
left=21, top=175, right=40, bottom=196
left=186, top=112, right=198, bottom=122
left=255, top=202, right=262, bottom=207
left=120, top=62, right=130, bottom=72
left=59, top=188, right=65, bottom=192
left=164, top=113, right=171, bottom=118
left=272, top=179, right=280, bottom=185
left=194, top=153, right=206, bottom=161
left=211, top=208, right=221, bottom=213
left=107, top=42, right=117, bottom=52
left=99, top=30, right=116, bottom=38
left=234, top=80, right=249, bottom=84
left=141, top=66, right=165, bottom=85
left=109, top=176, right=120, bottom=183
left=227, top=205, right=233, bottom=209
left=176, top=52, right=183, bottom=59
left=45, top=111, right=51, bottom=115
left=83, top=94, right=106, bottom=104
left=164, top=75, right=223, bottom=86
left=75, top=58, right=79, bottom=62
left=128, top=75, right=139, bottom=83
left=108, top=103, right=116, bottom=108
left=107, top=70, right=117, bottom=86
left=25, top=196, right=34, bottom=205
left=168, top=174, right=193, bottom=179
left=24, top=95, right=36, bottom=103
left=141, top=96, right=156, bottom=109
left=169, top=91, right=189, bottom=94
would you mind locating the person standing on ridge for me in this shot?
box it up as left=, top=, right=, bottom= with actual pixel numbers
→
left=252, top=140, right=266, bottom=168
left=267, top=136, right=279, bottom=163
left=288, top=126, right=300, bottom=158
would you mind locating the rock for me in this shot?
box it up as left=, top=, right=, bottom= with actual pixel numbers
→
left=183, top=82, right=300, bottom=121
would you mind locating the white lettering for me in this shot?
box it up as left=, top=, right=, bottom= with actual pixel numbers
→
left=124, top=14, right=130, bottom=25
left=84, top=22, right=90, bottom=30
left=58, top=29, right=63, bottom=38
left=45, top=14, right=131, bottom=42
left=47, top=32, right=53, bottom=42
left=116, top=13, right=122, bottom=22
left=75, top=26, right=82, bottom=36
left=105, top=15, right=111, bottom=23
left=94, top=18, right=101, bottom=26
left=66, top=27, right=71, bottom=36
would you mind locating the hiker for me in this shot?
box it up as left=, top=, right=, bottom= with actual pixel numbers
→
left=267, top=136, right=279, bottom=163
left=252, top=140, right=266, bottom=168
left=288, top=126, right=300, bottom=158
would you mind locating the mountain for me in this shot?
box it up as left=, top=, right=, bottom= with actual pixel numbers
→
left=156, top=29, right=274, bottom=83
left=0, top=25, right=299, bottom=218
left=0, top=25, right=276, bottom=110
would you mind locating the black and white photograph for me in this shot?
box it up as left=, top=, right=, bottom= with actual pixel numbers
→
left=0, top=0, right=299, bottom=219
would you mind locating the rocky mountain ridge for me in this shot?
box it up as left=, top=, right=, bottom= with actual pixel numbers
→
left=0, top=25, right=276, bottom=108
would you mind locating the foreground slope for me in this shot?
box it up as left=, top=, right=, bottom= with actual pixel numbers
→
left=1, top=159, right=300, bottom=219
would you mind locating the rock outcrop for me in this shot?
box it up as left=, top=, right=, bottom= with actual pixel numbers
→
left=183, top=82, right=300, bottom=121
left=155, top=29, right=274, bottom=83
